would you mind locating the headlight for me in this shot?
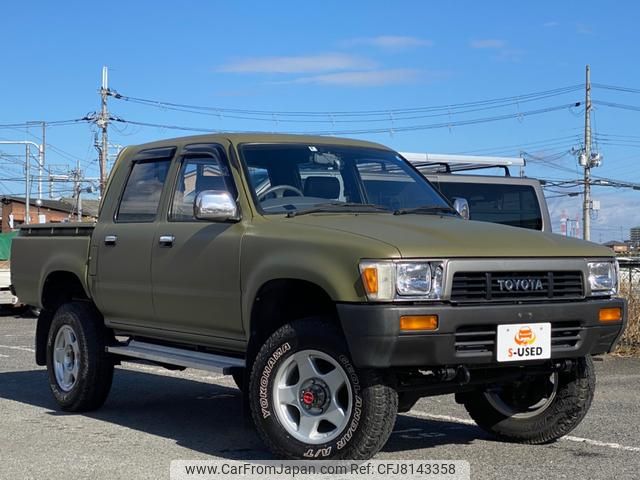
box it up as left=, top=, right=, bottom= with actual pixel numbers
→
left=359, top=260, right=445, bottom=301
left=587, top=261, right=618, bottom=296
left=397, top=263, right=431, bottom=295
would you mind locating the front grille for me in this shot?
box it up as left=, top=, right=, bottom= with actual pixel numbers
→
left=451, top=271, right=583, bottom=303
left=454, top=321, right=584, bottom=356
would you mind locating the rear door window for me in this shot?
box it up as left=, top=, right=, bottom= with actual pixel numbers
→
left=116, top=160, right=172, bottom=222
left=436, top=181, right=543, bottom=230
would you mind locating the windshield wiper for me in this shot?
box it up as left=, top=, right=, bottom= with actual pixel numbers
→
left=393, top=205, right=458, bottom=216
left=286, top=202, right=390, bottom=218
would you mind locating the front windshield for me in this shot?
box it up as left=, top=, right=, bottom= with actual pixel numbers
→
left=239, top=143, right=450, bottom=214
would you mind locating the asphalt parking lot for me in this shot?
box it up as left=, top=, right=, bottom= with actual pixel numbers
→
left=1, top=314, right=639, bottom=480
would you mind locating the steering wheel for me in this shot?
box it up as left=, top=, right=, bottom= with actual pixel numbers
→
left=258, top=184, right=304, bottom=201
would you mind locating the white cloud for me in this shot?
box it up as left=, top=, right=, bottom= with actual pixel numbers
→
left=279, top=69, right=422, bottom=87
left=543, top=21, right=560, bottom=28
left=470, top=39, right=506, bottom=49
left=218, top=53, right=375, bottom=74
left=344, top=35, right=434, bottom=49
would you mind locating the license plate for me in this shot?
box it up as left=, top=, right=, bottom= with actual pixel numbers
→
left=496, top=323, right=551, bottom=362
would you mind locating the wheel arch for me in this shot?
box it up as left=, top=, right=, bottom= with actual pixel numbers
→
left=245, top=278, right=342, bottom=369
left=35, top=271, right=95, bottom=366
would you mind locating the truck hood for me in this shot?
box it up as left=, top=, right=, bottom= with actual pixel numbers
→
left=284, top=214, right=613, bottom=258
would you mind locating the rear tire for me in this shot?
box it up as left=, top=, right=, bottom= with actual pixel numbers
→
left=46, top=302, right=114, bottom=412
left=462, top=356, right=595, bottom=444
left=249, top=317, right=398, bottom=460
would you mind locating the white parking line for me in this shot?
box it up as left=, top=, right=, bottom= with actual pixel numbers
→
left=562, top=436, right=640, bottom=453
left=408, top=412, right=476, bottom=425
left=407, top=411, right=640, bottom=453
left=0, top=345, right=35, bottom=353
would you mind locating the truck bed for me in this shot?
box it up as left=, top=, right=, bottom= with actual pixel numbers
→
left=11, top=223, right=95, bottom=308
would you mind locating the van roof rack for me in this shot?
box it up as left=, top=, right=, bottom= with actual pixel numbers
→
left=400, top=152, right=525, bottom=177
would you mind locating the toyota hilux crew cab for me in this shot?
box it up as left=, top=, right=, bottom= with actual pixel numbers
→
left=11, top=134, right=627, bottom=460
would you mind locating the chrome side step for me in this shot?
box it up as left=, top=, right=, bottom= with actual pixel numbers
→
left=106, top=340, right=245, bottom=374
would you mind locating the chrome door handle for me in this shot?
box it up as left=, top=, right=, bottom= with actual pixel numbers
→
left=104, top=235, right=117, bottom=246
left=158, top=235, right=175, bottom=247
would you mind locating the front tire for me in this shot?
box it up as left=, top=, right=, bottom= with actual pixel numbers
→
left=46, top=302, right=114, bottom=412
left=249, top=318, right=398, bottom=459
left=462, top=356, right=595, bottom=444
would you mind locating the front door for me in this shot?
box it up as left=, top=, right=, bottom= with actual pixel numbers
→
left=150, top=143, right=244, bottom=346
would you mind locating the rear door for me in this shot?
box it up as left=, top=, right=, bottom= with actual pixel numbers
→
left=93, top=147, right=174, bottom=328
left=150, top=143, right=244, bottom=345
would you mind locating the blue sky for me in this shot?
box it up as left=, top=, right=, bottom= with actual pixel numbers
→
left=1, top=1, right=639, bottom=241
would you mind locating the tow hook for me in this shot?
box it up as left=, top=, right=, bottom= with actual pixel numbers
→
left=553, top=359, right=575, bottom=373
left=431, top=366, right=471, bottom=384
left=456, top=365, right=471, bottom=384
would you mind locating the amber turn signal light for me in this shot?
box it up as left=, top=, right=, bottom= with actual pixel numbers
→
left=400, top=315, right=438, bottom=331
left=599, top=307, right=622, bottom=323
left=362, top=267, right=378, bottom=294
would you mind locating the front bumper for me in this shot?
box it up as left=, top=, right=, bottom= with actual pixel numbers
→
left=0, top=288, right=18, bottom=306
left=337, top=298, right=627, bottom=368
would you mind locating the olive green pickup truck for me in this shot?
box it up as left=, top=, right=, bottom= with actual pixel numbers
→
left=11, top=134, right=627, bottom=460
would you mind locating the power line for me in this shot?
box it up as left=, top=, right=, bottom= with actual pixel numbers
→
left=110, top=84, right=583, bottom=119
left=115, top=103, right=582, bottom=136
left=0, top=118, right=89, bottom=129
left=593, top=100, right=640, bottom=113
left=522, top=150, right=579, bottom=175
left=115, top=119, right=219, bottom=133
left=0, top=124, right=86, bottom=164
left=456, top=135, right=581, bottom=156
left=111, top=89, right=583, bottom=125
left=597, top=142, right=640, bottom=148
left=595, top=132, right=640, bottom=140
left=593, top=83, right=640, bottom=95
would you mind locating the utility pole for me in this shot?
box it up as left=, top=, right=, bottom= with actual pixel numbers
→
left=98, top=66, right=110, bottom=196
left=25, top=143, right=30, bottom=225
left=582, top=65, right=592, bottom=241
left=40, top=121, right=46, bottom=201
left=73, top=158, right=85, bottom=221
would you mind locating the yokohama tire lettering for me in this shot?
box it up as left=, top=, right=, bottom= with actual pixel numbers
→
left=336, top=355, right=363, bottom=450
left=259, top=342, right=291, bottom=419
left=303, top=446, right=332, bottom=458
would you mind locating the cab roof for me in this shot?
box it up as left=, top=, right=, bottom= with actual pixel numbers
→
left=125, top=133, right=393, bottom=153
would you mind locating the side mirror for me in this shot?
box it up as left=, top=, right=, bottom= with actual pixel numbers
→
left=452, top=197, right=470, bottom=220
left=194, top=190, right=240, bottom=222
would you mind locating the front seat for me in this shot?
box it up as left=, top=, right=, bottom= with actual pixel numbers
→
left=303, top=176, right=340, bottom=199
